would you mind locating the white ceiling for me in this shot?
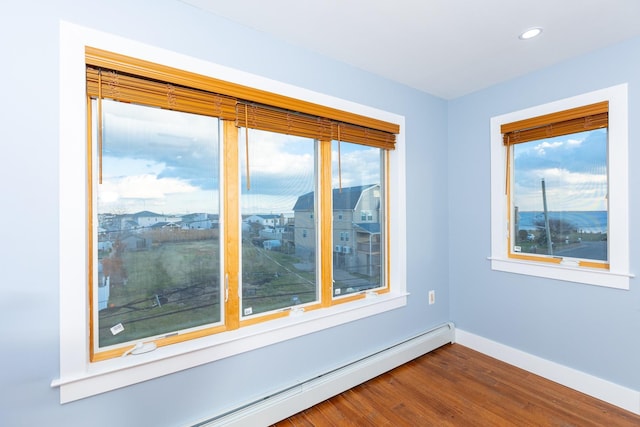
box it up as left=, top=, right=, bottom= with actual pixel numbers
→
left=181, top=0, right=640, bottom=99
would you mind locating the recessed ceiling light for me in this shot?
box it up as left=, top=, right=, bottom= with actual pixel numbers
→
left=519, top=27, right=543, bottom=40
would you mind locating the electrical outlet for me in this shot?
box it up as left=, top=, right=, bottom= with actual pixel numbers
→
left=428, top=290, right=435, bottom=305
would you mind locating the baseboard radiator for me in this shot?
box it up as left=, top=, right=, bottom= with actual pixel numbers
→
left=194, top=322, right=455, bottom=427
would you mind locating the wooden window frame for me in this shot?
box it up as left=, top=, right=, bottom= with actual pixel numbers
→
left=502, top=102, right=609, bottom=270
left=86, top=49, right=397, bottom=361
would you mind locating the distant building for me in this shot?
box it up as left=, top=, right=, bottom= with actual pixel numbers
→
left=244, top=214, right=285, bottom=228
left=293, top=184, right=381, bottom=276
left=120, top=233, right=152, bottom=251
left=134, top=211, right=182, bottom=228
left=179, top=213, right=219, bottom=229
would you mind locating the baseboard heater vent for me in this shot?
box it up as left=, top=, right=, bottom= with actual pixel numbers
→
left=193, top=322, right=455, bottom=427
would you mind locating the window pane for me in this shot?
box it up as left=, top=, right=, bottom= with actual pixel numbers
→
left=239, top=129, right=317, bottom=317
left=512, top=128, right=608, bottom=262
left=93, top=99, right=221, bottom=350
left=332, top=141, right=384, bottom=297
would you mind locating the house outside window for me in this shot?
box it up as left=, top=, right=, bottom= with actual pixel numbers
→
left=330, top=141, right=385, bottom=297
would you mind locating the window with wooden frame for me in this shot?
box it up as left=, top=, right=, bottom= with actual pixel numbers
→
left=85, top=47, right=399, bottom=361
left=503, top=101, right=609, bottom=268
left=490, top=85, right=630, bottom=289
left=331, top=141, right=386, bottom=299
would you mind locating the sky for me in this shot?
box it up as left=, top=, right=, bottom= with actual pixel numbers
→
left=513, top=128, right=607, bottom=212
left=96, top=99, right=381, bottom=216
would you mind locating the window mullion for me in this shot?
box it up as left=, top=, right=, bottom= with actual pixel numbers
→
left=223, top=120, right=240, bottom=329
left=319, top=139, right=333, bottom=306
left=382, top=149, right=391, bottom=293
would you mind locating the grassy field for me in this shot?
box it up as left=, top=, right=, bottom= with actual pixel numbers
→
left=241, top=241, right=316, bottom=314
left=98, top=239, right=220, bottom=347
left=98, top=235, right=318, bottom=347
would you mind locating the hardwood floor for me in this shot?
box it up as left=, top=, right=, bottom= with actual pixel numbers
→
left=273, top=343, right=640, bottom=426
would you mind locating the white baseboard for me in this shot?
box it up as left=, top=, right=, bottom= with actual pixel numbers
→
left=191, top=323, right=455, bottom=427
left=455, top=329, right=640, bottom=415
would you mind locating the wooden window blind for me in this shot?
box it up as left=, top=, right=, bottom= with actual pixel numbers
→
left=332, top=122, right=396, bottom=150
left=86, top=46, right=398, bottom=149
left=502, top=101, right=608, bottom=145
left=235, top=103, right=333, bottom=141
left=86, top=66, right=237, bottom=120
left=235, top=103, right=396, bottom=149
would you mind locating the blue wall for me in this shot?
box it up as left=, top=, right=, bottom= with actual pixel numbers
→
left=0, top=1, right=448, bottom=425
left=448, top=37, right=640, bottom=389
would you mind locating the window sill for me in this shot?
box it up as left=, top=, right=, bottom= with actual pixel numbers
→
left=488, top=256, right=632, bottom=290
left=51, top=291, right=408, bottom=403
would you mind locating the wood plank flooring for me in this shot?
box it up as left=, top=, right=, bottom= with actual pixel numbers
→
left=273, top=343, right=640, bottom=426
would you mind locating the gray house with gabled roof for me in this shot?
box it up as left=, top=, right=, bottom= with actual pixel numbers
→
left=293, top=184, right=382, bottom=276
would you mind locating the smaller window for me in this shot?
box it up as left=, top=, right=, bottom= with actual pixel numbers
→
left=490, top=84, right=630, bottom=289
left=504, top=103, right=609, bottom=268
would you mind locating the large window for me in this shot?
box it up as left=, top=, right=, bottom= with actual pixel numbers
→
left=490, top=85, right=630, bottom=289
left=83, top=48, right=400, bottom=361
left=58, top=24, right=405, bottom=402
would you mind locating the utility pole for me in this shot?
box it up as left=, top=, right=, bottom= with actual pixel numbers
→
left=542, top=178, right=553, bottom=255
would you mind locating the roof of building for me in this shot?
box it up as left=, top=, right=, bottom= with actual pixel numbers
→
left=245, top=214, right=282, bottom=220
left=354, top=223, right=380, bottom=234
left=132, top=210, right=164, bottom=218
left=293, top=184, right=378, bottom=211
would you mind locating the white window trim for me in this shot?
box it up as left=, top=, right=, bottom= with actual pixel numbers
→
left=54, top=21, right=407, bottom=403
left=489, top=84, right=631, bottom=289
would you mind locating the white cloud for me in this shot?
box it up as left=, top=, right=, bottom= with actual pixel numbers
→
left=515, top=167, right=607, bottom=211
left=534, top=140, right=563, bottom=155
left=331, top=145, right=380, bottom=187
left=533, top=167, right=606, bottom=185
left=243, top=130, right=314, bottom=177
left=99, top=174, right=197, bottom=203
